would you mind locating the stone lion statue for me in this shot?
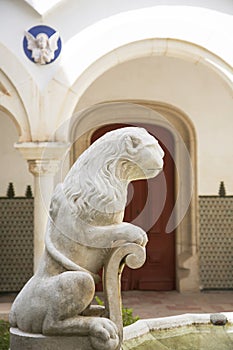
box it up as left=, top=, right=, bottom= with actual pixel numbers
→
left=10, top=127, right=164, bottom=350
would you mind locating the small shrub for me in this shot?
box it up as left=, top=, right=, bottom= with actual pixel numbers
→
left=95, top=296, right=139, bottom=327
left=25, top=185, right=33, bottom=198
left=6, top=182, right=15, bottom=198
left=95, top=295, right=104, bottom=306
left=218, top=181, right=226, bottom=197
left=0, top=320, right=10, bottom=350
left=122, top=306, right=139, bottom=327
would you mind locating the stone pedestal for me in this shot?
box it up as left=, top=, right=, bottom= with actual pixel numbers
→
left=10, top=328, right=91, bottom=350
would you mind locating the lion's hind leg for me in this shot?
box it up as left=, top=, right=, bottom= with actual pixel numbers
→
left=42, top=271, right=119, bottom=349
left=43, top=271, right=95, bottom=333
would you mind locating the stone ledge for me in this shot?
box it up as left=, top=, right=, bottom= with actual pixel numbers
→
left=10, top=327, right=91, bottom=350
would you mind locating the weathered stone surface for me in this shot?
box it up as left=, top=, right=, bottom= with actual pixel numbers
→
left=104, top=242, right=147, bottom=345
left=210, top=313, right=228, bottom=326
left=123, top=312, right=233, bottom=349
left=10, top=127, right=164, bottom=350
left=10, top=327, right=92, bottom=350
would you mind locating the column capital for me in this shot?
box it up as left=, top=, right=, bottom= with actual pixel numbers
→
left=14, top=141, right=70, bottom=161
left=28, top=159, right=60, bottom=176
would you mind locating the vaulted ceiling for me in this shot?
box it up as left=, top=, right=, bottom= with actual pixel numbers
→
left=24, top=0, right=65, bottom=15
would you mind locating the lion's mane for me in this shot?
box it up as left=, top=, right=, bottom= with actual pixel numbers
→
left=62, top=128, right=141, bottom=224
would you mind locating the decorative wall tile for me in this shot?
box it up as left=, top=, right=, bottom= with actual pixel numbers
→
left=0, top=197, right=232, bottom=292
left=0, top=199, right=34, bottom=291
left=199, top=196, right=233, bottom=289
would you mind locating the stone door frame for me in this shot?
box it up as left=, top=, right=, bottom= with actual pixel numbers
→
left=71, top=100, right=199, bottom=292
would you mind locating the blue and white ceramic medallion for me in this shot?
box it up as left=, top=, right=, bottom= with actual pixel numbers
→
left=23, top=25, right=62, bottom=64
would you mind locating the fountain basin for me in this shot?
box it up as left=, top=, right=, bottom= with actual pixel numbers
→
left=123, top=312, right=233, bottom=349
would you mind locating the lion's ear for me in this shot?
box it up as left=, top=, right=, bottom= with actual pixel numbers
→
left=125, top=135, right=142, bottom=154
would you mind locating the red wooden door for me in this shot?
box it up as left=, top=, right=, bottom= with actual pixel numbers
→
left=91, top=123, right=175, bottom=291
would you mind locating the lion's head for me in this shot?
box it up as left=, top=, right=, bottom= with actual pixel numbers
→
left=60, top=127, right=164, bottom=226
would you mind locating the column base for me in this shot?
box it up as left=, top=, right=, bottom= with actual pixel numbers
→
left=10, top=328, right=91, bottom=350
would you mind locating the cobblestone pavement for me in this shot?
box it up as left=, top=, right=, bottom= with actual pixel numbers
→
left=1, top=290, right=233, bottom=321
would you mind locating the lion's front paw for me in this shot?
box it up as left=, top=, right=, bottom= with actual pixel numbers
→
left=133, top=227, right=148, bottom=247
left=111, top=223, right=148, bottom=248
left=89, top=318, right=119, bottom=350
left=124, top=224, right=148, bottom=247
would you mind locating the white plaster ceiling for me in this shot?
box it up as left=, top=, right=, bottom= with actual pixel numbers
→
left=24, top=0, right=65, bottom=15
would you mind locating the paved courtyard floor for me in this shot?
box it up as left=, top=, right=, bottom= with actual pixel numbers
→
left=120, top=290, right=233, bottom=319
left=1, top=290, right=233, bottom=321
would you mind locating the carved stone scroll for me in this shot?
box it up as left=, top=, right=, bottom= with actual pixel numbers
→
left=103, top=243, right=146, bottom=349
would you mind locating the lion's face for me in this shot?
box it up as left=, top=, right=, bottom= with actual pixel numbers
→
left=116, top=128, right=164, bottom=182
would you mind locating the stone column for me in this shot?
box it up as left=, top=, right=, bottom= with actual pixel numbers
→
left=15, top=142, right=70, bottom=271
left=28, top=159, right=60, bottom=270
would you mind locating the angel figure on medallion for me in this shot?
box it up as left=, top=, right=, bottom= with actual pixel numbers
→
left=24, top=30, right=60, bottom=65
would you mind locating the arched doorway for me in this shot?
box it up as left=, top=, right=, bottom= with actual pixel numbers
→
left=71, top=101, right=199, bottom=292
left=91, top=123, right=176, bottom=291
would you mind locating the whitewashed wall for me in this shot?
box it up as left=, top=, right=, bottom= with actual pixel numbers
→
left=0, top=112, right=32, bottom=196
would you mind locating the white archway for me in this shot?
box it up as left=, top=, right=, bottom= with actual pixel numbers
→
left=55, top=5, right=233, bottom=88
left=0, top=68, right=31, bottom=142
left=0, top=42, right=48, bottom=141
left=48, top=6, right=233, bottom=290
left=54, top=37, right=233, bottom=142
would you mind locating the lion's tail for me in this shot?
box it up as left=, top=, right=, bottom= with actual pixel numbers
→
left=45, top=222, right=99, bottom=282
